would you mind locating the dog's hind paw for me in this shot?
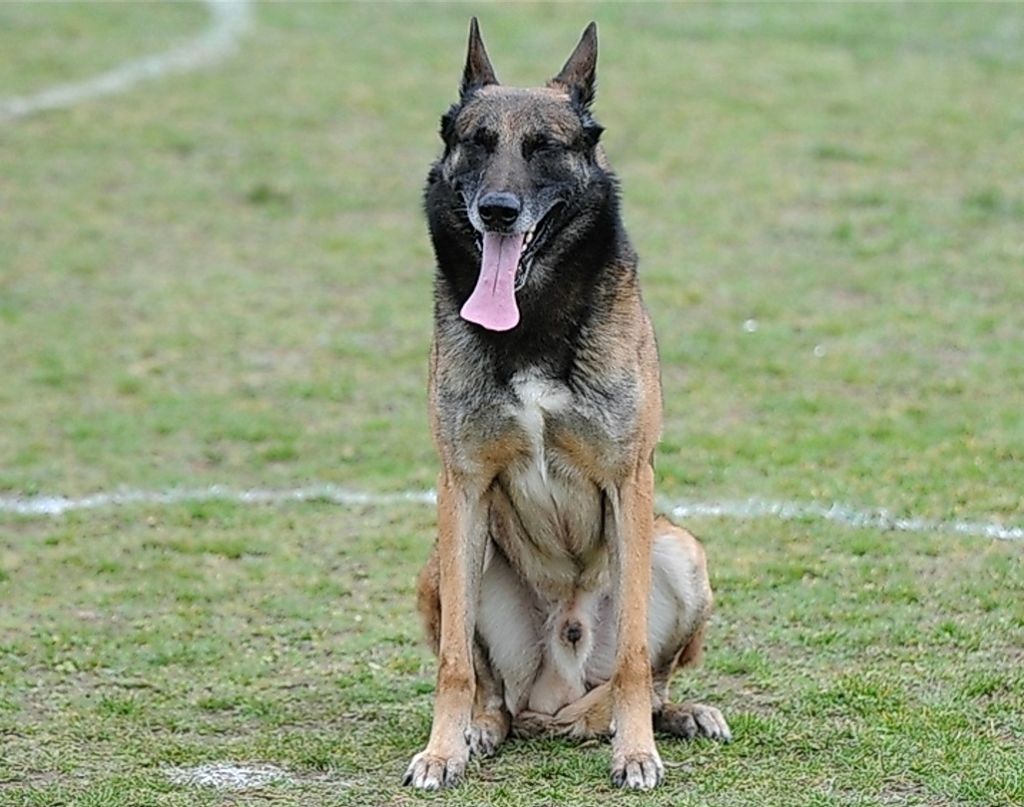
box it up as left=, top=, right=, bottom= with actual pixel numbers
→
left=610, top=749, right=664, bottom=790
left=655, top=702, right=732, bottom=742
left=465, top=712, right=508, bottom=758
left=401, top=750, right=466, bottom=790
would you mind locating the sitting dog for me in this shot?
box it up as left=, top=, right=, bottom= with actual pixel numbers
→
left=404, top=19, right=730, bottom=791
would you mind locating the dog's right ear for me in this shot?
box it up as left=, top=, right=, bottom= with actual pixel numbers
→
left=461, top=17, right=498, bottom=98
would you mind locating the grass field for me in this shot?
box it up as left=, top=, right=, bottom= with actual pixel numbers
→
left=1, top=3, right=1023, bottom=806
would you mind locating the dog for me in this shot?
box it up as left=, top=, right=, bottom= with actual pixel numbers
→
left=402, top=19, right=730, bottom=791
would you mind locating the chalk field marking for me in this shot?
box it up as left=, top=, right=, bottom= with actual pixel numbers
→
left=166, top=762, right=293, bottom=791
left=663, top=499, right=1024, bottom=542
left=0, top=0, right=251, bottom=123
left=1, top=483, right=1021, bottom=542
left=1, top=484, right=436, bottom=517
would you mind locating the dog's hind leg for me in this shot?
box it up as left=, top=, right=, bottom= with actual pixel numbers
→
left=466, top=643, right=509, bottom=757
left=647, top=517, right=731, bottom=743
left=652, top=625, right=730, bottom=743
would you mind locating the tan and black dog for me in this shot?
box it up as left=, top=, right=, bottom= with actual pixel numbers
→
left=403, top=19, right=730, bottom=791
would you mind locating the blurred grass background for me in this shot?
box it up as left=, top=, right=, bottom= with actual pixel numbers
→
left=1, top=3, right=1022, bottom=805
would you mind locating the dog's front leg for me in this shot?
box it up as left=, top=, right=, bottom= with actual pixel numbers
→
left=403, top=471, right=487, bottom=790
left=608, top=461, right=663, bottom=790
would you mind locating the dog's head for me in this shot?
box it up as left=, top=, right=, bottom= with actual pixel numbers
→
left=427, top=19, right=617, bottom=333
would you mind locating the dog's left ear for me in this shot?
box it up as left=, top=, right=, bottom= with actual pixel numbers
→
left=549, top=22, right=598, bottom=110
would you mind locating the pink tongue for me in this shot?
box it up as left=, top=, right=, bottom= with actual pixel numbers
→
left=460, top=231, right=525, bottom=331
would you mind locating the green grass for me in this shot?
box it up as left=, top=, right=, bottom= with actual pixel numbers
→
left=1, top=3, right=1022, bottom=805
left=2, top=506, right=1021, bottom=806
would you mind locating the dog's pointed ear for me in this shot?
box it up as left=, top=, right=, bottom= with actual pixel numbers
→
left=549, top=22, right=598, bottom=109
left=461, top=17, right=498, bottom=97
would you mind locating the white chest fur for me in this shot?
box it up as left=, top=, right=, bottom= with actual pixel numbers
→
left=497, top=373, right=606, bottom=595
left=511, top=374, right=571, bottom=493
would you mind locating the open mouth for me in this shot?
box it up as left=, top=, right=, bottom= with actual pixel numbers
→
left=461, top=204, right=561, bottom=333
left=517, top=210, right=558, bottom=289
left=470, top=206, right=557, bottom=290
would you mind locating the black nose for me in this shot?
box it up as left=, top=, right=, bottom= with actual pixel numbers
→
left=477, top=192, right=521, bottom=230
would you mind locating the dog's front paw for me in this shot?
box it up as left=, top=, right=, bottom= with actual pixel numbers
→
left=402, top=749, right=467, bottom=790
left=610, top=748, right=664, bottom=790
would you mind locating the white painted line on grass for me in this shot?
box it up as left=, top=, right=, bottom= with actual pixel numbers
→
left=0, top=0, right=251, bottom=123
left=0, top=484, right=436, bottom=517
left=1, top=483, right=1021, bottom=542
left=166, top=762, right=293, bottom=791
left=663, top=498, right=1024, bottom=543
